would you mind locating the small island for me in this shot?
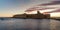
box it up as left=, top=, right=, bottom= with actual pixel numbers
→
left=12, top=11, right=50, bottom=19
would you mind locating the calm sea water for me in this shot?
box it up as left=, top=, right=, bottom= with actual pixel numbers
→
left=0, top=18, right=60, bottom=30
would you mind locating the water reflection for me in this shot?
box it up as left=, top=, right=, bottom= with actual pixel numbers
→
left=50, top=19, right=60, bottom=30
left=0, top=18, right=60, bottom=30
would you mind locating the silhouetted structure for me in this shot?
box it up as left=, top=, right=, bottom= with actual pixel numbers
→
left=13, top=11, right=50, bottom=19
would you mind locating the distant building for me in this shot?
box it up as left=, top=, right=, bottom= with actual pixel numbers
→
left=13, top=11, right=50, bottom=19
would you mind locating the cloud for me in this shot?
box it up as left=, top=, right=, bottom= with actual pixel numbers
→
left=25, top=0, right=60, bottom=12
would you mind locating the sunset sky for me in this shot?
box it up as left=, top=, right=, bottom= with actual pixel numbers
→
left=0, top=0, right=52, bottom=17
left=0, top=0, right=60, bottom=17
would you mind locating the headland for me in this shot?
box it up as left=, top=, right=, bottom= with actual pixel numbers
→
left=12, top=11, right=50, bottom=19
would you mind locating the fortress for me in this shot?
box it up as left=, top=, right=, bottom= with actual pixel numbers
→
left=13, top=11, right=50, bottom=19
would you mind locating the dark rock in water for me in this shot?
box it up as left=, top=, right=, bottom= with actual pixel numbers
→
left=0, top=18, right=4, bottom=20
left=55, top=19, right=60, bottom=21
left=0, top=17, right=10, bottom=20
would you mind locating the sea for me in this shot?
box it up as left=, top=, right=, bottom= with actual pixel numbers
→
left=0, top=17, right=60, bottom=30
